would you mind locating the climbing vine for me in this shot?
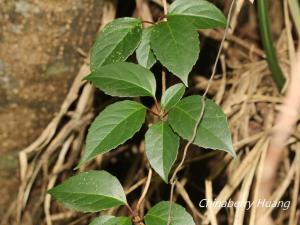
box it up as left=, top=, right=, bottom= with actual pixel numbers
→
left=48, top=0, right=235, bottom=224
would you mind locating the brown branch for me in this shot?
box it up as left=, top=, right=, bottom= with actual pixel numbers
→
left=160, top=0, right=168, bottom=115
left=148, top=108, right=161, bottom=117
left=135, top=168, right=153, bottom=212
left=161, top=0, right=168, bottom=15
left=142, top=20, right=155, bottom=25
left=162, top=69, right=167, bottom=95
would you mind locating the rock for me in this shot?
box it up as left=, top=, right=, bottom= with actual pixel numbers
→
left=0, top=0, right=105, bottom=217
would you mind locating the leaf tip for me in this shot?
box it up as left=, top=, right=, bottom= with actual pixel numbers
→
left=75, top=158, right=87, bottom=170
left=83, top=73, right=93, bottom=81
left=73, top=164, right=80, bottom=170
left=47, top=187, right=54, bottom=196
left=225, top=144, right=237, bottom=159
left=162, top=176, right=169, bottom=184
left=230, top=150, right=237, bottom=159
left=75, top=156, right=90, bottom=169
left=181, top=77, right=189, bottom=87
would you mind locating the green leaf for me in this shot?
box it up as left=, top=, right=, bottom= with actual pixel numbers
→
left=168, top=95, right=236, bottom=157
left=89, top=216, right=132, bottom=225
left=78, top=101, right=146, bottom=167
left=85, top=62, right=156, bottom=98
left=144, top=201, right=195, bottom=225
left=91, top=17, right=142, bottom=71
left=161, top=83, right=185, bottom=112
left=150, top=17, right=200, bottom=85
left=168, top=0, right=227, bottom=29
left=89, top=216, right=114, bottom=225
left=48, top=171, right=127, bottom=212
left=145, top=121, right=179, bottom=183
left=136, top=27, right=156, bottom=69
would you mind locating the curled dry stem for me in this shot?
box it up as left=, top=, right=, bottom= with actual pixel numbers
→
left=136, top=168, right=153, bottom=212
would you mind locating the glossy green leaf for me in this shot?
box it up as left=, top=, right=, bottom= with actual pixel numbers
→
left=85, top=62, right=156, bottom=98
left=89, top=216, right=132, bottom=225
left=150, top=17, right=200, bottom=85
left=91, top=17, right=142, bottom=71
left=168, top=0, right=227, bottom=29
left=136, top=27, right=156, bottom=68
left=78, top=101, right=146, bottom=167
left=144, top=201, right=195, bottom=225
left=168, top=95, right=236, bottom=157
left=161, top=83, right=185, bottom=112
left=48, top=171, right=127, bottom=212
left=145, top=121, right=179, bottom=183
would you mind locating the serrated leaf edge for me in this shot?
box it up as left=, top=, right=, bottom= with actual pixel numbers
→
left=170, top=100, right=236, bottom=157
left=91, top=18, right=142, bottom=70
left=85, top=73, right=155, bottom=98
left=77, top=103, right=146, bottom=167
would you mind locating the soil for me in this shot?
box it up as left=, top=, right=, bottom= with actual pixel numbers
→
left=0, top=0, right=105, bottom=216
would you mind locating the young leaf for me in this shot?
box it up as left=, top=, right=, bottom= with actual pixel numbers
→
left=150, top=17, right=200, bottom=85
left=48, top=171, right=127, bottom=212
left=91, top=17, right=142, bottom=71
left=145, top=121, right=179, bottom=183
left=78, top=101, right=146, bottom=167
left=136, top=27, right=156, bottom=69
left=168, top=0, right=227, bottom=29
left=168, top=95, right=236, bottom=157
left=85, top=62, right=156, bottom=98
left=90, top=216, right=132, bottom=225
left=161, top=83, right=185, bottom=112
left=144, top=201, right=195, bottom=225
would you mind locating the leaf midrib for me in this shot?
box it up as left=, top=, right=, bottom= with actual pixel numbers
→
left=172, top=106, right=229, bottom=148
left=165, top=21, right=181, bottom=61
left=92, top=20, right=141, bottom=70
left=92, top=74, right=153, bottom=96
left=102, top=24, right=141, bottom=66
left=169, top=13, right=224, bottom=23
left=162, top=87, right=183, bottom=111
left=160, top=123, right=168, bottom=178
left=51, top=190, right=126, bottom=204
left=87, top=106, right=145, bottom=159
